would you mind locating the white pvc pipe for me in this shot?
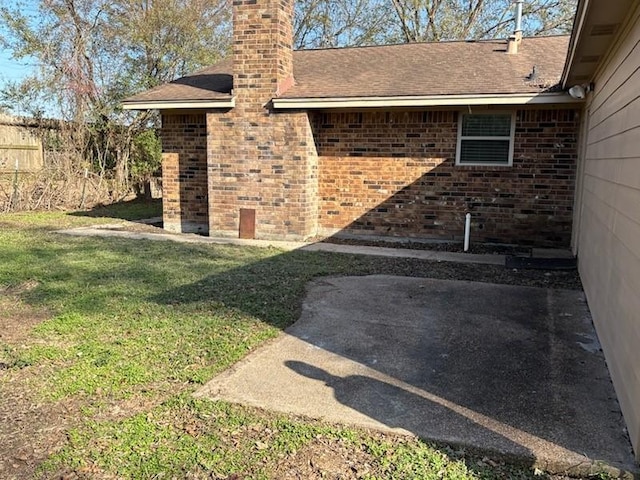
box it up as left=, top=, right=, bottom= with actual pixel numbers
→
left=464, top=213, right=471, bottom=252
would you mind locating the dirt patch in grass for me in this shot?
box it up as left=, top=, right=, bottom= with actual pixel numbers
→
left=271, top=435, right=375, bottom=479
left=0, top=281, right=47, bottom=345
left=0, top=369, right=77, bottom=480
left=0, top=285, right=72, bottom=480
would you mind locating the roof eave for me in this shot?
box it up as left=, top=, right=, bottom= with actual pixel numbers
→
left=561, top=0, right=639, bottom=88
left=272, top=92, right=583, bottom=109
left=121, top=98, right=235, bottom=110
left=561, top=0, right=591, bottom=88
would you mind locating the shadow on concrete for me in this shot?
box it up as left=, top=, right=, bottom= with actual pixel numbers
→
left=284, top=360, right=534, bottom=462
left=153, top=255, right=635, bottom=475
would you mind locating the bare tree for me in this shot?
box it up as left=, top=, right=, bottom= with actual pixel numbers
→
left=0, top=0, right=230, bottom=202
left=294, top=0, right=397, bottom=48
left=386, top=0, right=577, bottom=43
left=293, top=0, right=576, bottom=49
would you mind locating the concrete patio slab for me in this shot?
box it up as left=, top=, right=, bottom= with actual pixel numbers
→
left=196, top=275, right=637, bottom=477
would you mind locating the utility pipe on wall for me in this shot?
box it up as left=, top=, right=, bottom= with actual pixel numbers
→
left=464, top=213, right=471, bottom=252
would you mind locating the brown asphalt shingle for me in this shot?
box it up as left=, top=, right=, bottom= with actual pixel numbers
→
left=124, top=59, right=233, bottom=103
left=123, top=35, right=569, bottom=104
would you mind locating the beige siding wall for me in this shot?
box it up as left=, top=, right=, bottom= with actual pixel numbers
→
left=574, top=7, right=640, bottom=459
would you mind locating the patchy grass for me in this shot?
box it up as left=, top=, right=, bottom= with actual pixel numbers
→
left=0, top=205, right=580, bottom=479
left=47, top=397, right=527, bottom=480
left=0, top=198, right=161, bottom=230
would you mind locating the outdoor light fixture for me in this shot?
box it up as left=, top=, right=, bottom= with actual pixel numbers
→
left=568, top=83, right=595, bottom=99
left=568, top=85, right=586, bottom=99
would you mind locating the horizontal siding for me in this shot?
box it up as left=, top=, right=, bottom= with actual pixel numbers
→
left=579, top=192, right=640, bottom=451
left=588, top=93, right=640, bottom=146
left=589, top=12, right=640, bottom=119
left=577, top=9, right=640, bottom=460
left=587, top=122, right=640, bottom=159
left=614, top=180, right=640, bottom=227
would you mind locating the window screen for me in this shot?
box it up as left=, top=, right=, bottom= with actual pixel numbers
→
left=457, top=113, right=513, bottom=165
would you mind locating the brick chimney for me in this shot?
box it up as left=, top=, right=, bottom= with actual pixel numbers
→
left=207, top=0, right=318, bottom=241
left=232, top=0, right=295, bottom=103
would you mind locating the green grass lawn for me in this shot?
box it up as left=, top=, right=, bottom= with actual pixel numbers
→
left=0, top=202, right=575, bottom=479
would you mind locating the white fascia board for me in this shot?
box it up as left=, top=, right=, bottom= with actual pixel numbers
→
left=561, top=0, right=591, bottom=87
left=272, top=92, right=583, bottom=109
left=121, top=98, right=235, bottom=110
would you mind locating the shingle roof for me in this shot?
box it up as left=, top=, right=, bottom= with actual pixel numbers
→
left=124, top=59, right=233, bottom=103
left=123, top=35, right=570, bottom=104
left=287, top=35, right=569, bottom=98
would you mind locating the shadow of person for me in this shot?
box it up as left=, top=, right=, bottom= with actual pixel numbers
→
left=284, top=360, right=535, bottom=464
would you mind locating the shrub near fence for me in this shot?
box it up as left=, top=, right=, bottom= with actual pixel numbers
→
left=0, top=115, right=131, bottom=212
left=0, top=164, right=124, bottom=212
left=0, top=114, right=164, bottom=212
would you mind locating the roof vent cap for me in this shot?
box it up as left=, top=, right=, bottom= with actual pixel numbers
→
left=507, top=0, right=524, bottom=54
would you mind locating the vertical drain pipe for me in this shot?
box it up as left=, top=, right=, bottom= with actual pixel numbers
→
left=464, top=213, right=471, bottom=252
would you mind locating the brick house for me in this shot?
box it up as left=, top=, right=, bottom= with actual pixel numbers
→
left=123, top=0, right=583, bottom=247
left=124, top=0, right=640, bottom=461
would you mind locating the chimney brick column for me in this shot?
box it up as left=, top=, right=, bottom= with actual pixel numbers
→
left=206, top=0, right=318, bottom=240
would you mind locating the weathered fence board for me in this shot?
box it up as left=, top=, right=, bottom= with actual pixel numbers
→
left=0, top=114, right=44, bottom=172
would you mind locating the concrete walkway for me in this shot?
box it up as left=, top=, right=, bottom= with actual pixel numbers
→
left=57, top=223, right=506, bottom=265
left=195, top=276, right=637, bottom=477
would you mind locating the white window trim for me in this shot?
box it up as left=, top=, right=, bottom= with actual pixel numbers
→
left=455, top=111, right=516, bottom=167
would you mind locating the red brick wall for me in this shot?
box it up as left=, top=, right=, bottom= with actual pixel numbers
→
left=207, top=110, right=318, bottom=240
left=313, top=109, right=579, bottom=247
left=232, top=0, right=293, bottom=97
left=206, top=0, right=318, bottom=240
left=160, top=113, right=208, bottom=234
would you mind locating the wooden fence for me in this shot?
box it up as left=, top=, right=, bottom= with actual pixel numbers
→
left=0, top=114, right=44, bottom=172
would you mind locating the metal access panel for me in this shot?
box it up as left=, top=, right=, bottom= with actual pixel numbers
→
left=239, top=208, right=256, bottom=239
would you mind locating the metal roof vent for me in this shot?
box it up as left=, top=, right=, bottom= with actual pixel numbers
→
left=590, top=24, right=618, bottom=36
left=580, top=55, right=601, bottom=63
left=507, top=0, right=524, bottom=54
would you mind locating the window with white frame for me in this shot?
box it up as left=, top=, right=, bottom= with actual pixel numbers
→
left=456, top=112, right=515, bottom=166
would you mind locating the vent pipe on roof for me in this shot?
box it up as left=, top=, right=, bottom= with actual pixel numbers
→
left=514, top=0, right=523, bottom=33
left=507, top=0, right=524, bottom=54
